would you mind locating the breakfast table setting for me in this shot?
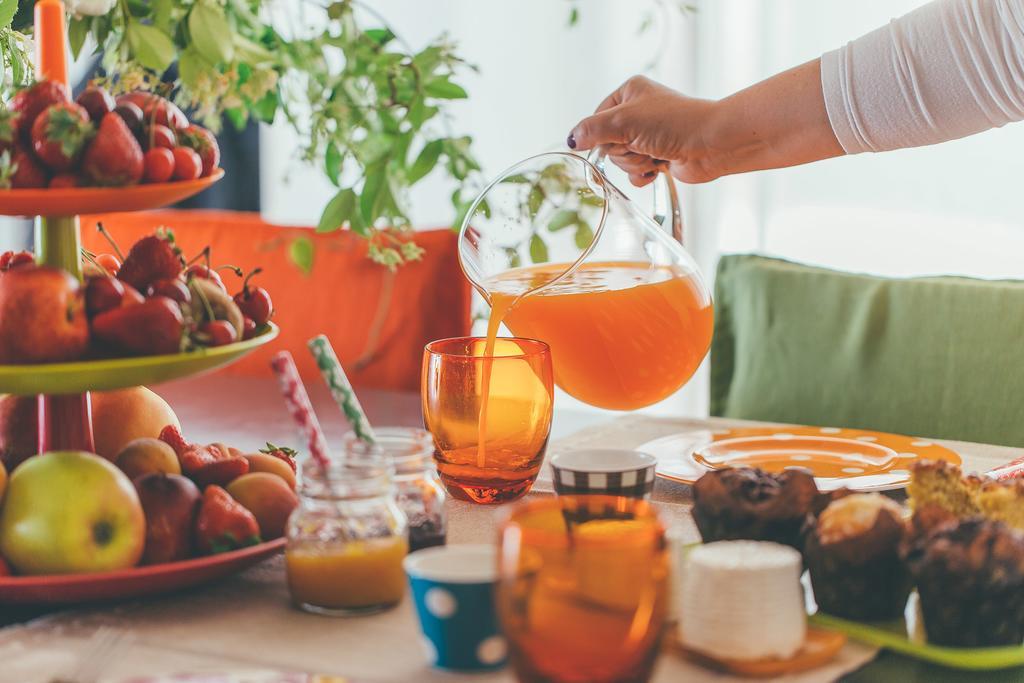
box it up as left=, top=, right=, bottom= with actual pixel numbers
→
left=2, top=375, right=1023, bottom=682
left=7, top=4, right=1024, bottom=682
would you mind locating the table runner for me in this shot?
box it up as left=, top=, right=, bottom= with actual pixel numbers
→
left=2, top=414, right=1015, bottom=683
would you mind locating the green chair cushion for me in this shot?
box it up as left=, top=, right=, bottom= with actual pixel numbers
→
left=710, top=254, right=1024, bottom=447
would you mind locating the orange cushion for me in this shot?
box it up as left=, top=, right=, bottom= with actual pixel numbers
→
left=80, top=210, right=471, bottom=391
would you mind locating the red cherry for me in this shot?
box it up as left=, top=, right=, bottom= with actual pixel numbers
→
left=148, top=124, right=176, bottom=150
left=185, top=263, right=225, bottom=291
left=233, top=267, right=273, bottom=326
left=233, top=287, right=273, bottom=327
left=149, top=277, right=192, bottom=304
left=95, top=252, right=121, bottom=274
left=171, top=146, right=201, bottom=181
left=241, top=316, right=257, bottom=340
left=198, top=320, right=237, bottom=347
left=85, top=276, right=126, bottom=317
left=143, top=147, right=175, bottom=183
left=0, top=251, right=35, bottom=271
left=76, top=85, right=115, bottom=123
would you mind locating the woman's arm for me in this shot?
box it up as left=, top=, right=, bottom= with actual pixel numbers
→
left=570, top=0, right=1024, bottom=186
left=568, top=62, right=842, bottom=186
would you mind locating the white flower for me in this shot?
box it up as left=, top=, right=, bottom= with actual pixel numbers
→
left=66, top=0, right=117, bottom=17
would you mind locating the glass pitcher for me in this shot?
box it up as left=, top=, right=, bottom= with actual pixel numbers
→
left=458, top=150, right=713, bottom=411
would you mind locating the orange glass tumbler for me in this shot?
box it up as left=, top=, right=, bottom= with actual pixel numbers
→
left=422, top=337, right=553, bottom=504
left=497, top=495, right=670, bottom=683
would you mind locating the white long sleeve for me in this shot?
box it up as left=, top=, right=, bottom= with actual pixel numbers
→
left=821, top=0, right=1024, bottom=153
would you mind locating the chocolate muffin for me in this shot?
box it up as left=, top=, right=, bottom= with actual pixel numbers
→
left=692, top=467, right=819, bottom=550
left=903, top=517, right=1024, bottom=647
left=805, top=494, right=911, bottom=620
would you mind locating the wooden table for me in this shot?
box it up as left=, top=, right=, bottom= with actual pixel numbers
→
left=1, top=375, right=1022, bottom=682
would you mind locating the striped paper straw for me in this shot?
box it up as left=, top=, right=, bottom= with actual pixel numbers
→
left=270, top=350, right=331, bottom=470
left=307, top=334, right=378, bottom=445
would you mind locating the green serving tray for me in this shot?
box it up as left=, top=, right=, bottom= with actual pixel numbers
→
left=0, top=323, right=278, bottom=395
left=810, top=600, right=1024, bottom=671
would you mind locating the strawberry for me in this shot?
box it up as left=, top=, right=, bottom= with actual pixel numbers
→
left=260, top=443, right=298, bottom=474
left=82, top=112, right=144, bottom=186
left=195, top=485, right=261, bottom=554
left=9, top=80, right=70, bottom=145
left=31, top=102, right=94, bottom=172
left=116, top=232, right=184, bottom=290
left=0, top=148, right=49, bottom=189
left=0, top=109, right=20, bottom=154
left=179, top=443, right=226, bottom=473
left=117, top=92, right=189, bottom=130
left=159, top=424, right=191, bottom=457
left=190, top=457, right=250, bottom=488
left=180, top=125, right=220, bottom=177
left=91, top=295, right=185, bottom=356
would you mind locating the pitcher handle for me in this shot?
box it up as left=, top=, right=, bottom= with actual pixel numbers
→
left=586, top=148, right=685, bottom=245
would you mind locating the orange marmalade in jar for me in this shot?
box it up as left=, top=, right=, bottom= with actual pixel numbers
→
left=285, top=456, right=408, bottom=616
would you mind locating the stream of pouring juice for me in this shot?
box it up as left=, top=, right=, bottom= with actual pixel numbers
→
left=483, top=261, right=713, bottom=412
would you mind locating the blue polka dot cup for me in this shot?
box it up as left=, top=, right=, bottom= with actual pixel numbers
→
left=404, top=544, right=507, bottom=671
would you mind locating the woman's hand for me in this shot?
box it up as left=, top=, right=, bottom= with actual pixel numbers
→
left=569, top=76, right=724, bottom=186
left=569, top=62, right=844, bottom=186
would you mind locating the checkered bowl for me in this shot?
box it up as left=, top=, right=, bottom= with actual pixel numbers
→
left=549, top=449, right=657, bottom=500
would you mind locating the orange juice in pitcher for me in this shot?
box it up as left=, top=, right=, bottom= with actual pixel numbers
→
left=462, top=150, right=713, bottom=412
left=488, top=261, right=712, bottom=410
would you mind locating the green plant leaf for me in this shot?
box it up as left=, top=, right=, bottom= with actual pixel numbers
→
left=189, top=0, right=234, bottom=64
left=548, top=209, right=578, bottom=232
left=68, top=17, right=89, bottom=59
left=529, top=234, right=549, bottom=263
left=568, top=6, right=580, bottom=26
left=407, top=139, right=443, bottom=184
left=0, top=0, right=17, bottom=28
left=424, top=77, right=468, bottom=99
left=527, top=186, right=544, bottom=216
left=289, top=236, right=314, bottom=274
left=325, top=142, right=343, bottom=186
left=574, top=220, right=594, bottom=250
left=126, top=21, right=177, bottom=73
left=317, top=188, right=356, bottom=233
left=364, top=28, right=395, bottom=45
left=252, top=89, right=279, bottom=123
left=502, top=174, right=532, bottom=184
left=178, top=47, right=212, bottom=89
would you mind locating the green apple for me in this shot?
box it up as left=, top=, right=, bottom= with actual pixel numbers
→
left=0, top=451, right=145, bottom=575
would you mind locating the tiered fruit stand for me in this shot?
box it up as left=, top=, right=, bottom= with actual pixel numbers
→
left=0, top=0, right=282, bottom=603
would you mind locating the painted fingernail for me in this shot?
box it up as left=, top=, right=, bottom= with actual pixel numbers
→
left=643, top=170, right=657, bottom=178
left=566, top=134, right=577, bottom=149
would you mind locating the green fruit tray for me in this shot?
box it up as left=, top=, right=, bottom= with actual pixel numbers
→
left=0, top=323, right=277, bottom=395
left=810, top=601, right=1024, bottom=671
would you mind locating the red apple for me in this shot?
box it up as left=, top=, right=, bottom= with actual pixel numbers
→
left=0, top=451, right=145, bottom=574
left=0, top=266, right=88, bottom=364
left=134, top=472, right=201, bottom=564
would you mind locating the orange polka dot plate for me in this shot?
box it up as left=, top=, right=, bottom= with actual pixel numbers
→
left=646, top=425, right=961, bottom=492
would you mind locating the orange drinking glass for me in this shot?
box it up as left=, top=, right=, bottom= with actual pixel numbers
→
left=422, top=337, right=553, bottom=504
left=497, top=496, right=669, bottom=683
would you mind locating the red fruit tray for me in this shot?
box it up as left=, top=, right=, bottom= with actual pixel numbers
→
left=0, top=169, right=224, bottom=217
left=0, top=538, right=284, bottom=604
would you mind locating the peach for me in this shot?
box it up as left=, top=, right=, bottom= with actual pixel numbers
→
left=116, top=438, right=181, bottom=480
left=243, top=453, right=297, bottom=490
left=226, top=473, right=299, bottom=540
left=92, top=387, right=180, bottom=460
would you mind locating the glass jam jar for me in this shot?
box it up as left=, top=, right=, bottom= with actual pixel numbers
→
left=343, top=427, right=448, bottom=553
left=285, top=456, right=408, bottom=616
